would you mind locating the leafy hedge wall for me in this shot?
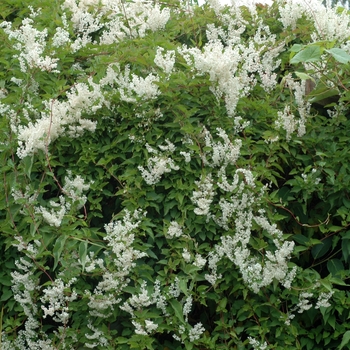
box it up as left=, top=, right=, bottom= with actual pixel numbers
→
left=1, top=0, right=350, bottom=349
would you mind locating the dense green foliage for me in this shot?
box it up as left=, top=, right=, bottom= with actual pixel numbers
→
left=1, top=0, right=350, bottom=349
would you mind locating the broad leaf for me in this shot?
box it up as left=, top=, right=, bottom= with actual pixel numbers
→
left=290, top=46, right=321, bottom=64
left=326, top=48, right=350, bottom=64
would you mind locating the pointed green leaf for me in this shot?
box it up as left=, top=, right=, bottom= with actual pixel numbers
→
left=339, top=330, right=350, bottom=349
left=79, top=240, right=88, bottom=272
left=290, top=44, right=304, bottom=53
left=295, top=72, right=314, bottom=81
left=311, top=237, right=332, bottom=259
left=290, top=46, right=321, bottom=64
left=327, top=258, right=344, bottom=277
left=169, top=299, right=185, bottom=323
left=326, top=48, right=350, bottom=64
left=53, top=235, right=67, bottom=270
left=22, top=156, right=33, bottom=178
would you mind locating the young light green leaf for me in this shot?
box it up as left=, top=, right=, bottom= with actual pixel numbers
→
left=290, top=44, right=304, bottom=53
left=339, top=330, right=350, bottom=349
left=325, top=48, right=350, bottom=64
left=22, top=156, right=33, bottom=178
left=295, top=72, right=315, bottom=81
left=79, top=240, right=88, bottom=272
left=53, top=235, right=67, bottom=270
left=290, top=46, right=321, bottom=64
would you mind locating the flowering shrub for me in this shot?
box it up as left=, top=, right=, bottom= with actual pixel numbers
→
left=1, top=0, right=350, bottom=349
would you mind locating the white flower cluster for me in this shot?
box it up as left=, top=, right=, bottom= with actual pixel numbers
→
left=166, top=221, right=184, bottom=238
left=154, top=47, right=176, bottom=76
left=173, top=322, right=205, bottom=344
left=87, top=210, right=147, bottom=317
left=132, top=320, right=158, bottom=335
left=116, top=65, right=160, bottom=102
left=301, top=168, right=321, bottom=185
left=35, top=195, right=69, bottom=228
left=52, top=13, right=70, bottom=48
left=309, top=2, right=350, bottom=42
left=85, top=322, right=108, bottom=348
left=63, top=170, right=91, bottom=207
left=168, top=277, right=181, bottom=298
left=205, top=251, right=222, bottom=285
left=188, top=322, right=205, bottom=342
left=248, top=336, right=268, bottom=350
left=296, top=292, right=314, bottom=313
left=275, top=74, right=311, bottom=140
left=138, top=142, right=179, bottom=185
left=41, top=278, right=78, bottom=325
left=120, top=280, right=169, bottom=319
left=0, top=13, right=58, bottom=73
left=315, top=291, right=333, bottom=309
left=183, top=295, right=193, bottom=322
left=191, top=174, right=215, bottom=216
left=275, top=105, right=296, bottom=141
left=62, top=0, right=170, bottom=46
left=10, top=253, right=57, bottom=349
left=35, top=172, right=90, bottom=227
left=278, top=0, right=304, bottom=30
left=191, top=135, right=296, bottom=292
left=202, top=128, right=242, bottom=167
left=179, top=18, right=283, bottom=115
left=15, top=77, right=104, bottom=159
left=182, top=248, right=191, bottom=262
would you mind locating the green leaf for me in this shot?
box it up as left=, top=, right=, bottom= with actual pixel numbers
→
left=22, top=156, right=34, bottom=178
left=295, top=72, right=314, bottom=81
left=290, top=44, right=304, bottom=53
left=325, top=48, right=350, bottom=64
left=311, top=237, right=332, bottom=259
left=53, top=235, right=68, bottom=271
left=327, top=258, right=344, bottom=277
left=79, top=240, right=88, bottom=272
left=169, top=299, right=185, bottom=323
left=293, top=234, right=309, bottom=245
left=290, top=46, right=321, bottom=64
left=309, top=87, right=339, bottom=105
left=339, top=330, right=350, bottom=349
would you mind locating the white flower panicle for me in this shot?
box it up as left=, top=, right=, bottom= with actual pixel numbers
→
left=0, top=16, right=58, bottom=73
left=296, top=292, right=314, bottom=313
left=179, top=19, right=283, bottom=115
left=41, top=278, right=78, bottom=325
left=35, top=195, right=69, bottom=228
left=154, top=47, right=176, bottom=75
left=167, top=221, right=184, bottom=238
left=62, top=0, right=170, bottom=46
left=191, top=131, right=297, bottom=292
left=168, top=277, right=181, bottom=298
left=87, top=210, right=147, bottom=317
left=191, top=174, right=215, bottom=216
left=16, top=77, right=103, bottom=159
left=116, top=65, right=160, bottom=102
left=85, top=322, right=108, bottom=348
left=248, top=336, right=268, bottom=350
left=189, top=322, right=205, bottom=342
left=315, top=291, right=333, bottom=309
left=35, top=172, right=90, bottom=227
left=182, top=248, right=191, bottom=262
left=63, top=170, right=91, bottom=207
left=202, top=128, right=242, bottom=167
left=183, top=295, right=193, bottom=322
left=138, top=142, right=179, bottom=185
left=275, top=74, right=310, bottom=140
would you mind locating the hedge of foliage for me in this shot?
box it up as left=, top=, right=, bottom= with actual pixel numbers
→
left=1, top=0, right=350, bottom=349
